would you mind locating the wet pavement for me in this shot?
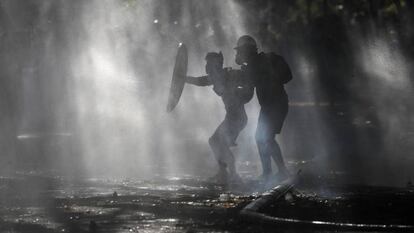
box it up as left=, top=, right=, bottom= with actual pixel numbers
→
left=0, top=173, right=258, bottom=233
left=1, top=172, right=413, bottom=233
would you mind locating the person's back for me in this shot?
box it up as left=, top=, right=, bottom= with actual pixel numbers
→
left=244, top=52, right=291, bottom=108
left=234, top=35, right=292, bottom=181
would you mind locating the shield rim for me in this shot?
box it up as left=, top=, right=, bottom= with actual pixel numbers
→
left=166, top=44, right=188, bottom=112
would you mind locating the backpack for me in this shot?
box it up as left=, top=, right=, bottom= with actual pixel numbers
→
left=264, top=52, right=293, bottom=84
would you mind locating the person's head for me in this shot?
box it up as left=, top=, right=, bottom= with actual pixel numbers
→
left=205, top=52, right=224, bottom=75
left=234, top=35, right=258, bottom=65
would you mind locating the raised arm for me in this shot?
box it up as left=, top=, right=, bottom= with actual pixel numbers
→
left=185, top=75, right=212, bottom=86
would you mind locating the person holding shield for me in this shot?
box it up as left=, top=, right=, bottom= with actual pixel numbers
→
left=185, top=52, right=254, bottom=183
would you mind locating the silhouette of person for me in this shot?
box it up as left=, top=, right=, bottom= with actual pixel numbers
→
left=234, top=35, right=292, bottom=181
left=186, top=52, right=254, bottom=183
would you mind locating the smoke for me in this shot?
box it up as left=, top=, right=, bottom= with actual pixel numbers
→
left=350, top=28, right=414, bottom=185
left=71, top=0, right=251, bottom=178
left=0, top=0, right=259, bottom=179
left=1, top=0, right=413, bottom=186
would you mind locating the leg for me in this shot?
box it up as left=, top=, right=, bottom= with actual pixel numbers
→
left=268, top=138, right=289, bottom=175
left=256, top=128, right=289, bottom=177
left=269, top=101, right=289, bottom=175
left=256, top=111, right=273, bottom=176
left=209, top=131, right=228, bottom=173
left=255, top=139, right=273, bottom=176
left=209, top=112, right=247, bottom=181
left=208, top=120, right=235, bottom=179
left=256, top=104, right=289, bottom=177
left=209, top=135, right=236, bottom=173
left=226, top=111, right=248, bottom=177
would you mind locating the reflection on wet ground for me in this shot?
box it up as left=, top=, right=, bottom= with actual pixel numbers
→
left=1, top=172, right=412, bottom=233
left=251, top=183, right=414, bottom=231
left=0, top=173, right=259, bottom=233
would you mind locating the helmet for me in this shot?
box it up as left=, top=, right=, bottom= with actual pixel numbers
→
left=234, top=35, right=257, bottom=50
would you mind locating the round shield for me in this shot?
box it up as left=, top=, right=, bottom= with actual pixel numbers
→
left=166, top=43, right=188, bottom=112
